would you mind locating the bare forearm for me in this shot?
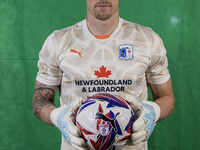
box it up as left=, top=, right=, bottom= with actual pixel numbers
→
left=154, top=94, right=175, bottom=121
left=150, top=79, right=175, bottom=121
left=33, top=99, right=57, bottom=124
left=32, top=81, right=58, bottom=125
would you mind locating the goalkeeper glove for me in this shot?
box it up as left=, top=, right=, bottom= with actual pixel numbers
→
left=126, top=95, right=160, bottom=145
left=50, top=98, right=89, bottom=150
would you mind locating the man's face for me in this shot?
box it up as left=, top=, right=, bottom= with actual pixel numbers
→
left=86, top=0, right=119, bottom=21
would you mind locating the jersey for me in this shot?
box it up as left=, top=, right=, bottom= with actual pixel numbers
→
left=36, top=18, right=170, bottom=150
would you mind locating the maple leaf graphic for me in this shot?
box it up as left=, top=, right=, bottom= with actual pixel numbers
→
left=94, top=65, right=112, bottom=78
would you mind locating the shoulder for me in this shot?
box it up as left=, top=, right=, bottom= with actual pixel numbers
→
left=44, top=19, right=85, bottom=50
left=121, top=18, right=159, bottom=40
left=50, top=19, right=85, bottom=41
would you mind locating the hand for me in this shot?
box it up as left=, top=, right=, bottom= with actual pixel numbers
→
left=125, top=95, right=160, bottom=145
left=50, top=98, right=89, bottom=150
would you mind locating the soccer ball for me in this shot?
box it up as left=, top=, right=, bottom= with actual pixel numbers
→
left=76, top=93, right=135, bottom=150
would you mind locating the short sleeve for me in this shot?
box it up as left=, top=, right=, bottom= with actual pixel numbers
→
left=36, top=33, right=62, bottom=85
left=146, top=32, right=170, bottom=84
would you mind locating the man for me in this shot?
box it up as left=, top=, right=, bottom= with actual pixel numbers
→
left=33, top=0, right=175, bottom=150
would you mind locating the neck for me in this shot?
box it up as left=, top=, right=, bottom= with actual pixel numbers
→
left=86, top=10, right=119, bottom=35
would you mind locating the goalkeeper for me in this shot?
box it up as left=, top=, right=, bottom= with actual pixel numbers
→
left=32, top=0, right=175, bottom=150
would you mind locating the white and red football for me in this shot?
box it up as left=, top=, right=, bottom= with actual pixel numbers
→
left=76, top=93, right=135, bottom=150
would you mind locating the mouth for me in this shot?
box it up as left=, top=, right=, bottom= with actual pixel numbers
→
left=95, top=2, right=112, bottom=8
left=96, top=4, right=111, bottom=7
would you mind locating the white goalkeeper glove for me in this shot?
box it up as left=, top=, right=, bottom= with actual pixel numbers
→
left=50, top=98, right=89, bottom=150
left=126, top=95, right=161, bottom=145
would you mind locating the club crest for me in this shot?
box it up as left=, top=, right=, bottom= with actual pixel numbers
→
left=119, top=44, right=134, bottom=61
left=99, top=124, right=109, bottom=136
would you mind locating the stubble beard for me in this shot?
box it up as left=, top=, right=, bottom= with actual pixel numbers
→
left=89, top=3, right=119, bottom=21
left=94, top=11, right=113, bottom=21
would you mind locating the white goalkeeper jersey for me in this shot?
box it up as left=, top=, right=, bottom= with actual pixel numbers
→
left=36, top=18, right=170, bottom=150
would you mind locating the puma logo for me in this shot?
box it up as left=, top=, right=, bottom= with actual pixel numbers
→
left=70, top=48, right=84, bottom=58
left=95, top=112, right=120, bottom=132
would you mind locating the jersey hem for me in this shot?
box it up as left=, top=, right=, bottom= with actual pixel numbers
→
left=147, top=74, right=171, bottom=85
left=36, top=76, right=60, bottom=86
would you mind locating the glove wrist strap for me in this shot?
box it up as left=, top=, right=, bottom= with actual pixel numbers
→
left=143, top=101, right=161, bottom=122
left=50, top=108, right=61, bottom=127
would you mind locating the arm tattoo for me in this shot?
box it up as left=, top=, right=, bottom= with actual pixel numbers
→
left=32, top=82, right=58, bottom=120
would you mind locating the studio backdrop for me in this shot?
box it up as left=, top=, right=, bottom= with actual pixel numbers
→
left=0, top=0, right=200, bottom=150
